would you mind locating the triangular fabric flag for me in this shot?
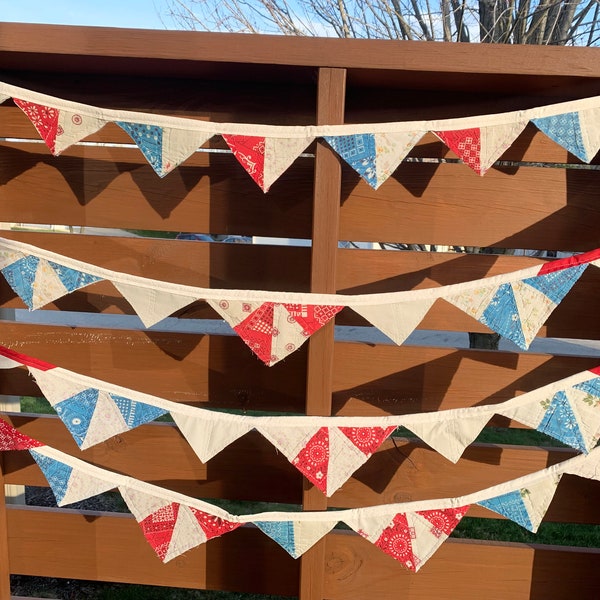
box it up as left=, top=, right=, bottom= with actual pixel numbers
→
left=352, top=299, right=435, bottom=346
left=55, top=464, right=115, bottom=507
left=404, top=413, right=491, bottom=463
left=290, top=426, right=329, bottom=493
left=47, top=260, right=102, bottom=293
left=189, top=507, right=242, bottom=542
left=29, top=367, right=90, bottom=407
left=29, top=450, right=73, bottom=504
left=158, top=128, right=213, bottom=177
left=577, top=106, right=600, bottom=162
left=113, top=281, right=197, bottom=328
left=254, top=519, right=337, bottom=558
left=478, top=474, right=562, bottom=532
left=372, top=513, right=418, bottom=570
left=537, top=390, right=587, bottom=452
left=0, top=419, right=43, bottom=451
left=532, top=112, right=588, bottom=162
left=263, top=136, right=314, bottom=192
left=110, top=393, right=167, bottom=430
left=171, top=412, right=252, bottom=462
left=80, top=390, right=129, bottom=448
left=162, top=504, right=206, bottom=562
left=372, top=131, right=425, bottom=188
left=139, top=501, right=180, bottom=561
left=434, top=128, right=482, bottom=173
left=222, top=134, right=265, bottom=189
left=13, top=99, right=60, bottom=153
left=116, top=121, right=164, bottom=175
left=323, top=134, right=377, bottom=188
left=54, top=110, right=107, bottom=155
left=478, top=121, right=528, bottom=174
left=53, top=389, right=101, bottom=448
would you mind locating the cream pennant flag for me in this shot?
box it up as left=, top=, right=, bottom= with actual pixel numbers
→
left=159, top=128, right=213, bottom=176
left=373, top=131, right=425, bottom=187
left=119, top=484, right=171, bottom=522
left=79, top=390, right=129, bottom=449
left=404, top=413, right=491, bottom=463
left=54, top=110, right=107, bottom=155
left=352, top=298, right=435, bottom=346
left=0, top=248, right=25, bottom=270
left=170, top=412, right=253, bottom=462
left=479, top=121, right=528, bottom=174
left=578, top=106, right=600, bottom=162
left=258, top=424, right=320, bottom=461
left=263, top=136, right=314, bottom=192
left=113, top=281, right=197, bottom=328
left=57, top=465, right=116, bottom=507
left=162, top=504, right=207, bottom=562
left=253, top=518, right=337, bottom=558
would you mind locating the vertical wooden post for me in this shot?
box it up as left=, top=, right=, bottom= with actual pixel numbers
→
left=299, top=67, right=346, bottom=600
left=0, top=457, right=11, bottom=600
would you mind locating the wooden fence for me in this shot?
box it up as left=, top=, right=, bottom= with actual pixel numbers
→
left=0, top=22, right=600, bottom=599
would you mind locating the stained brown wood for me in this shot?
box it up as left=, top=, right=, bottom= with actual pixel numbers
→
left=6, top=506, right=299, bottom=594
left=0, top=460, right=11, bottom=599
left=324, top=533, right=600, bottom=600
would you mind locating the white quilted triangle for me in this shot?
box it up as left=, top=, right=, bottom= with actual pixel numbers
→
left=578, top=106, right=600, bottom=162
left=160, top=128, right=213, bottom=176
left=30, top=258, right=69, bottom=309
left=263, top=136, right=314, bottom=191
left=445, top=284, right=501, bottom=320
left=374, top=131, right=425, bottom=187
left=521, top=474, right=562, bottom=532
left=405, top=512, right=450, bottom=572
left=479, top=121, right=528, bottom=174
left=567, top=387, right=600, bottom=452
left=206, top=299, right=263, bottom=328
left=54, top=110, right=106, bottom=155
left=0, top=249, right=25, bottom=270
left=80, top=390, right=128, bottom=449
left=29, top=367, right=89, bottom=406
left=113, top=281, right=197, bottom=327
left=326, top=428, right=369, bottom=496
left=510, top=280, right=555, bottom=348
left=171, top=412, right=252, bottom=462
left=163, top=505, right=207, bottom=562
left=353, top=298, right=435, bottom=345
left=269, top=303, right=308, bottom=364
left=258, top=424, right=320, bottom=461
left=59, top=467, right=115, bottom=507
left=405, top=413, right=490, bottom=463
left=118, top=485, right=169, bottom=521
left=345, top=510, right=396, bottom=543
left=291, top=520, right=338, bottom=557
left=497, top=394, right=548, bottom=430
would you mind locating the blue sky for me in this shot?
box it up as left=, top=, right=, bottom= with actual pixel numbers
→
left=1, top=0, right=173, bottom=29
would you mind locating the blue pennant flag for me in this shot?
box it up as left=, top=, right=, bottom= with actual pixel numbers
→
left=480, top=283, right=526, bottom=349
left=54, top=389, right=99, bottom=447
left=532, top=112, right=588, bottom=162
left=1, top=255, right=41, bottom=308
left=254, top=521, right=297, bottom=557
left=48, top=260, right=102, bottom=292
left=478, top=489, right=533, bottom=531
left=30, top=450, right=73, bottom=505
left=522, top=263, right=587, bottom=305
left=538, top=390, right=587, bottom=452
left=110, top=393, right=167, bottom=429
left=117, top=121, right=164, bottom=175
left=323, top=134, right=377, bottom=187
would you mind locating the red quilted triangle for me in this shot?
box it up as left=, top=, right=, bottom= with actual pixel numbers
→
left=339, top=426, right=396, bottom=456
left=435, top=128, right=482, bottom=174
left=375, top=513, right=418, bottom=571
left=417, top=505, right=470, bottom=537
left=189, top=507, right=241, bottom=540
left=292, top=427, right=329, bottom=493
left=284, top=303, right=344, bottom=336
left=233, top=302, right=275, bottom=364
left=14, top=99, right=60, bottom=154
left=222, top=134, right=266, bottom=190
left=139, top=502, right=179, bottom=560
left=0, top=419, right=43, bottom=451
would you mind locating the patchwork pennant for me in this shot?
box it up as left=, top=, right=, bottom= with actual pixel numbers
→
left=112, top=282, right=197, bottom=328
left=323, top=134, right=377, bottom=187
left=222, top=134, right=266, bottom=189
left=0, top=419, right=43, bottom=451
left=1, top=255, right=101, bottom=310
left=404, top=413, right=491, bottom=463
left=352, top=299, right=435, bottom=346
left=29, top=450, right=73, bottom=504
left=263, top=136, right=314, bottom=192
left=54, top=110, right=106, bottom=155
left=171, top=412, right=253, bottom=462
left=13, top=99, right=60, bottom=153
left=478, top=474, right=561, bottom=532
left=254, top=519, right=337, bottom=558
left=532, top=112, right=588, bottom=162
left=208, top=300, right=343, bottom=366
left=0, top=248, right=25, bottom=270
left=435, top=128, right=481, bottom=173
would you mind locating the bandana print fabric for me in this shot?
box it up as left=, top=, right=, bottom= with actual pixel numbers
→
left=417, top=507, right=469, bottom=537
left=29, top=450, right=73, bottom=504
left=254, top=519, right=337, bottom=558
left=339, top=426, right=396, bottom=456
left=54, top=389, right=101, bottom=447
left=0, top=419, right=43, bottom=450
left=117, top=122, right=163, bottom=174
left=13, top=99, right=60, bottom=153
left=222, top=134, right=266, bottom=189
left=292, top=427, right=329, bottom=492
left=532, top=112, right=587, bottom=162
left=323, top=134, right=377, bottom=187
left=189, top=508, right=241, bottom=540
left=374, top=513, right=418, bottom=570
left=111, top=394, right=167, bottom=429
left=139, top=502, right=180, bottom=561
left=434, top=128, right=482, bottom=173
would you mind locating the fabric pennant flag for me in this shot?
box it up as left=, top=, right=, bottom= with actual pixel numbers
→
left=532, top=112, right=588, bottom=162
left=404, top=413, right=491, bottom=463
left=13, top=98, right=60, bottom=153
left=54, top=110, right=107, bottom=155
left=29, top=449, right=73, bottom=505
left=209, top=299, right=343, bottom=366
left=434, top=128, right=482, bottom=173
left=263, top=136, right=314, bottom=192
left=110, top=393, right=167, bottom=431
left=1, top=255, right=102, bottom=310
left=0, top=248, right=25, bottom=270
left=222, top=134, right=266, bottom=189
left=254, top=519, right=337, bottom=558
left=171, top=412, right=252, bottom=462
left=0, top=419, right=43, bottom=451
left=577, top=106, right=600, bottom=162
left=113, top=282, right=197, bottom=328
left=323, top=134, right=377, bottom=188
left=478, top=474, right=562, bottom=532
left=352, top=299, right=435, bottom=346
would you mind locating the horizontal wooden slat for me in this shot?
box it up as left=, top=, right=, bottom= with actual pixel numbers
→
left=6, top=506, right=299, bottom=594
left=340, top=162, right=600, bottom=251
left=0, top=322, right=307, bottom=412
left=324, top=533, right=600, bottom=600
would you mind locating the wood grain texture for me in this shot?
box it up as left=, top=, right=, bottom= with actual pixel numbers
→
left=324, top=533, right=600, bottom=600
left=0, top=461, right=11, bottom=599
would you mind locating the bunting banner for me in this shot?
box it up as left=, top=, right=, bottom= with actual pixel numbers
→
left=1, top=237, right=599, bottom=366
left=2, top=418, right=600, bottom=572
left=2, top=344, right=600, bottom=496
left=3, top=80, right=600, bottom=190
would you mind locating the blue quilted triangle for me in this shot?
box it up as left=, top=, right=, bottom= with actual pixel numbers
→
left=574, top=377, right=600, bottom=399
left=532, top=112, right=588, bottom=162
left=480, top=283, right=526, bottom=348
left=110, top=393, right=167, bottom=429
left=1, top=255, right=41, bottom=308
left=30, top=450, right=73, bottom=505
left=254, top=521, right=297, bottom=557
left=116, top=121, right=164, bottom=174
left=522, top=263, right=587, bottom=305
left=323, top=134, right=377, bottom=187
left=478, top=489, right=533, bottom=531
left=47, top=260, right=102, bottom=292
left=54, top=389, right=99, bottom=447
left=538, top=390, right=587, bottom=452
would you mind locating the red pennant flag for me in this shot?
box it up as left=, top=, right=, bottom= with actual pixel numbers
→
left=292, top=427, right=329, bottom=493
left=139, top=502, right=180, bottom=561
left=417, top=506, right=470, bottom=537
left=189, top=507, right=241, bottom=540
left=222, top=134, right=266, bottom=189
left=0, top=419, right=43, bottom=451
left=435, top=128, right=482, bottom=174
left=339, top=426, right=396, bottom=456
left=14, top=99, right=60, bottom=154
